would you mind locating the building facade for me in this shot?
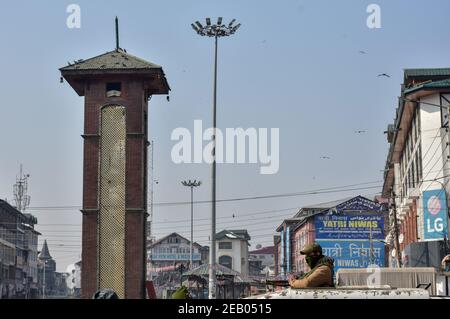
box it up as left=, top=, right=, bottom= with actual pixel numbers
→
left=215, top=230, right=251, bottom=276
left=37, top=240, right=57, bottom=298
left=248, top=246, right=275, bottom=276
left=66, top=260, right=81, bottom=298
left=147, top=232, right=208, bottom=298
left=22, top=214, right=40, bottom=298
left=274, top=196, right=387, bottom=277
left=382, top=68, right=450, bottom=269
left=147, top=232, right=207, bottom=279
left=0, top=200, right=39, bottom=299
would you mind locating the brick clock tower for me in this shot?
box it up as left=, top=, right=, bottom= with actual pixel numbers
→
left=60, top=26, right=169, bottom=298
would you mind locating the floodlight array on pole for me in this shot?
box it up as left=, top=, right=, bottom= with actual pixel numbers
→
left=191, top=17, right=240, bottom=300
left=181, top=180, right=202, bottom=271
left=191, top=18, right=241, bottom=37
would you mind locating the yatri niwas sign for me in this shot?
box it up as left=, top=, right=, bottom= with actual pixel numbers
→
left=316, top=240, right=385, bottom=270
left=315, top=215, right=384, bottom=240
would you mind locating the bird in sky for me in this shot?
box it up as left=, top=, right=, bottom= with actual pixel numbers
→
left=320, top=156, right=331, bottom=160
left=354, top=130, right=367, bottom=134
left=232, top=213, right=236, bottom=218
left=359, top=50, right=367, bottom=54
left=378, top=73, right=391, bottom=78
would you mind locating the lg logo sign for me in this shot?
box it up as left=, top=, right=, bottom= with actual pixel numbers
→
left=426, top=217, right=445, bottom=233
left=426, top=195, right=445, bottom=234
left=423, top=191, right=449, bottom=240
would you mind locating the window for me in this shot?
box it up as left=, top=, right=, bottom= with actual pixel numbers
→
left=106, top=82, right=122, bottom=97
left=219, top=242, right=232, bottom=249
left=219, top=255, right=232, bottom=269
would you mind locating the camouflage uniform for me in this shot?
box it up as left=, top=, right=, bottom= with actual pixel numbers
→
left=172, top=286, right=191, bottom=299
left=289, top=242, right=334, bottom=288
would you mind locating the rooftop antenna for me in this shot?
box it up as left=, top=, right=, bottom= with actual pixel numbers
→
left=13, top=164, right=31, bottom=212
left=115, top=16, right=120, bottom=51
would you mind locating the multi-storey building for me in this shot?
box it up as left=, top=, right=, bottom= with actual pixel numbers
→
left=248, top=246, right=275, bottom=276
left=382, top=68, right=450, bottom=268
left=147, top=232, right=207, bottom=279
left=0, top=200, right=39, bottom=298
left=215, top=230, right=251, bottom=276
left=22, top=214, right=40, bottom=298
left=274, top=196, right=387, bottom=277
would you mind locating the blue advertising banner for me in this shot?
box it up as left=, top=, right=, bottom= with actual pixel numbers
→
left=316, top=240, right=385, bottom=272
left=423, top=189, right=449, bottom=240
left=315, top=214, right=384, bottom=240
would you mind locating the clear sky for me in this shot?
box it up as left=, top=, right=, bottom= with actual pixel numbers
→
left=2, top=0, right=450, bottom=272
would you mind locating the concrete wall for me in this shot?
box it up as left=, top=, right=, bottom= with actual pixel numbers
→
left=216, top=238, right=249, bottom=275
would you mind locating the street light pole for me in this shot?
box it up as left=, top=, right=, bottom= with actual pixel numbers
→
left=181, top=180, right=201, bottom=270
left=42, top=260, right=46, bottom=299
left=391, top=191, right=403, bottom=267
left=191, top=16, right=240, bottom=300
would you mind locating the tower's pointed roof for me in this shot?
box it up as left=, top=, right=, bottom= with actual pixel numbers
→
left=60, top=49, right=163, bottom=71
left=39, top=240, right=52, bottom=260
left=60, top=48, right=170, bottom=96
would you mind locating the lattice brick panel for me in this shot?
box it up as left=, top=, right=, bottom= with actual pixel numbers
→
left=99, top=105, right=126, bottom=298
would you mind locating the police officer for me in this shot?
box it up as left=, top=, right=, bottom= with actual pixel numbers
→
left=289, top=242, right=335, bottom=289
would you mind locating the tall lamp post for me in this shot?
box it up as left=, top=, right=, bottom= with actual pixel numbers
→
left=42, top=260, right=48, bottom=299
left=181, top=180, right=202, bottom=270
left=191, top=16, right=240, bottom=300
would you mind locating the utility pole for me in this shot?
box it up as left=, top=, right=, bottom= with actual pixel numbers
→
left=42, top=261, right=46, bottom=299
left=369, top=223, right=374, bottom=265
left=181, top=180, right=201, bottom=270
left=391, top=191, right=403, bottom=267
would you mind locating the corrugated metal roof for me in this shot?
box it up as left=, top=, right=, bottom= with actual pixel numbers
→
left=149, top=232, right=204, bottom=249
left=216, top=229, right=251, bottom=241
left=404, top=68, right=450, bottom=77
left=249, top=246, right=275, bottom=255
left=182, top=264, right=255, bottom=283
left=404, top=77, right=450, bottom=94
left=60, top=49, right=162, bottom=71
left=183, top=263, right=239, bottom=277
left=423, top=78, right=450, bottom=88
left=303, top=196, right=356, bottom=210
